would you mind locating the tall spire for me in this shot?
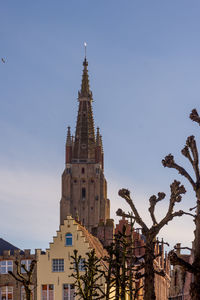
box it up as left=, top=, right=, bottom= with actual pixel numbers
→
left=65, top=126, right=72, bottom=164
left=73, top=54, right=96, bottom=161
left=96, top=127, right=101, bottom=146
left=66, top=126, right=72, bottom=146
left=78, top=58, right=93, bottom=100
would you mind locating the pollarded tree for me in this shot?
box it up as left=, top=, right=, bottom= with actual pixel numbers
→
left=117, top=180, right=193, bottom=300
left=105, top=224, right=144, bottom=300
left=70, top=249, right=106, bottom=300
left=8, top=259, right=36, bottom=300
left=71, top=226, right=144, bottom=300
left=162, top=108, right=200, bottom=300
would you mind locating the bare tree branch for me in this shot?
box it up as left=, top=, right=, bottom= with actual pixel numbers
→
left=190, top=109, right=200, bottom=126
left=149, top=193, right=165, bottom=225
left=168, top=250, right=195, bottom=273
left=118, top=189, right=149, bottom=232
left=162, top=154, right=196, bottom=189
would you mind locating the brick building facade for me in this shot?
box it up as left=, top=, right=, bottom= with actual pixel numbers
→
left=0, top=238, right=36, bottom=300
left=115, top=217, right=171, bottom=300
left=169, top=243, right=193, bottom=300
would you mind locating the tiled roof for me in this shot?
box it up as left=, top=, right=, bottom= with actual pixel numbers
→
left=77, top=223, right=108, bottom=259
left=0, top=238, right=20, bottom=255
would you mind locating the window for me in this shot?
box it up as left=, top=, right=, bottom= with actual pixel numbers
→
left=65, top=233, right=73, bottom=246
left=52, top=259, right=64, bottom=272
left=63, top=284, right=75, bottom=300
left=42, top=284, right=54, bottom=300
left=21, top=286, right=34, bottom=300
left=82, top=188, right=86, bottom=199
left=0, top=260, right=13, bottom=274
left=81, top=144, right=86, bottom=149
left=0, top=286, right=13, bottom=300
left=79, top=259, right=85, bottom=271
left=73, top=258, right=85, bottom=272
left=81, top=168, right=85, bottom=174
left=66, top=168, right=71, bottom=174
left=21, top=259, right=32, bottom=273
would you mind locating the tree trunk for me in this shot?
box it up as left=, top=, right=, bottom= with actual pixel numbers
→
left=144, top=240, right=156, bottom=300
left=191, top=193, right=200, bottom=300
left=25, top=287, right=32, bottom=300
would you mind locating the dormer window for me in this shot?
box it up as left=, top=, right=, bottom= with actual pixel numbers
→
left=65, top=233, right=73, bottom=246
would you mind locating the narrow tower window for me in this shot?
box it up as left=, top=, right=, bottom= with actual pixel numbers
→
left=82, top=168, right=85, bottom=174
left=82, top=188, right=86, bottom=199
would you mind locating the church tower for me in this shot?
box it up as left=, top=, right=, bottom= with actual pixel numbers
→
left=60, top=56, right=110, bottom=233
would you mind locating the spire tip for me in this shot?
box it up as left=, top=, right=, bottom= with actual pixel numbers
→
left=84, top=42, right=87, bottom=59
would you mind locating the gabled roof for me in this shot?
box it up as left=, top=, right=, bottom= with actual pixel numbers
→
left=0, top=238, right=20, bottom=255
left=77, top=223, right=108, bottom=259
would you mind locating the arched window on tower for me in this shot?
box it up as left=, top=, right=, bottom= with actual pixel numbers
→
left=81, top=167, right=85, bottom=174
left=82, top=188, right=86, bottom=200
left=65, top=233, right=73, bottom=246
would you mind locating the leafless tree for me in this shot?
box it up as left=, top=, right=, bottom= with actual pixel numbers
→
left=71, top=225, right=144, bottom=300
left=162, top=108, right=200, bottom=300
left=117, top=180, right=192, bottom=300
left=8, top=259, right=36, bottom=300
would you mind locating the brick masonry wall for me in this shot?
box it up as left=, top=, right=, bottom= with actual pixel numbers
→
left=0, top=249, right=37, bottom=300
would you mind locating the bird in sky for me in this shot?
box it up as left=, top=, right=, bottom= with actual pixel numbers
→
left=1, top=58, right=5, bottom=63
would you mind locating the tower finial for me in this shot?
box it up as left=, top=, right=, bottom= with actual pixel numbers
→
left=84, top=42, right=87, bottom=59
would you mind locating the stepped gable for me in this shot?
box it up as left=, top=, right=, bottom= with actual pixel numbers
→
left=77, top=223, right=108, bottom=259
left=0, top=238, right=20, bottom=255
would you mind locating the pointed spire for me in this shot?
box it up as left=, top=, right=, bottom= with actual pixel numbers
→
left=74, top=54, right=96, bottom=161
left=100, top=134, right=104, bottom=152
left=96, top=127, right=101, bottom=146
left=66, top=126, right=72, bottom=146
left=66, top=127, right=72, bottom=164
left=78, top=47, right=93, bottom=100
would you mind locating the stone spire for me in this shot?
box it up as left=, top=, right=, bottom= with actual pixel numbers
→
left=60, top=53, right=110, bottom=232
left=73, top=58, right=96, bottom=161
left=65, top=126, right=72, bottom=164
left=96, top=127, right=101, bottom=146
left=95, top=127, right=104, bottom=168
left=100, top=134, right=104, bottom=153
left=78, top=58, right=93, bottom=100
left=66, top=126, right=72, bottom=146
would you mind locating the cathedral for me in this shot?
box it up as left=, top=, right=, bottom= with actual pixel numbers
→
left=0, top=54, right=171, bottom=300
left=60, top=55, right=112, bottom=238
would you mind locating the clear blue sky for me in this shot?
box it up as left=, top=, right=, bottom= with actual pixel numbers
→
left=1, top=0, right=200, bottom=252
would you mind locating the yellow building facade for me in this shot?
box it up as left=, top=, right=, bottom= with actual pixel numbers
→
left=36, top=216, right=107, bottom=300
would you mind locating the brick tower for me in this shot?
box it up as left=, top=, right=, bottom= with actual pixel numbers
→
left=60, top=56, right=111, bottom=233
